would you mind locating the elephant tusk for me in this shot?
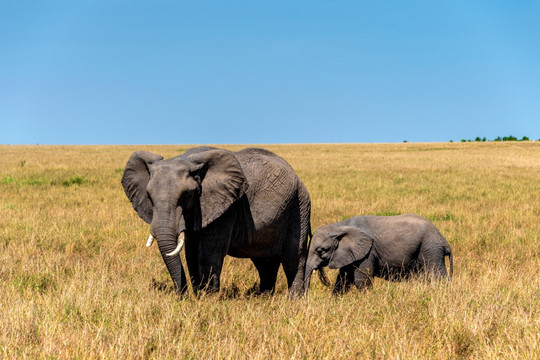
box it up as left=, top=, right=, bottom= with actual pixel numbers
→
left=146, top=234, right=154, bottom=247
left=166, top=232, right=185, bottom=257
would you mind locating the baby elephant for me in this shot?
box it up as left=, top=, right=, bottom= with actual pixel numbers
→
left=305, top=214, right=453, bottom=294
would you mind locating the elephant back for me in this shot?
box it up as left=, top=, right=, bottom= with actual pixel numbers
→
left=237, top=148, right=296, bottom=171
left=234, top=148, right=299, bottom=226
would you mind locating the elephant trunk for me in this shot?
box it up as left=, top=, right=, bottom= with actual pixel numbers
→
left=304, top=258, right=318, bottom=293
left=317, top=267, right=330, bottom=287
left=151, top=207, right=188, bottom=295
left=155, top=232, right=188, bottom=295
left=304, top=259, right=330, bottom=293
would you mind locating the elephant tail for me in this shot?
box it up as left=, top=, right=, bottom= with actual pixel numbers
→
left=445, top=246, right=453, bottom=279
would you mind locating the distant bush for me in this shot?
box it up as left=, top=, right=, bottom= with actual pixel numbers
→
left=503, top=135, right=518, bottom=141
left=452, top=135, right=532, bottom=142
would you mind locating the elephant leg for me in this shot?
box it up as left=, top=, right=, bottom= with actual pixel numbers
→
left=282, top=256, right=301, bottom=294
left=418, top=247, right=448, bottom=279
left=281, top=208, right=310, bottom=298
left=352, top=259, right=375, bottom=291
left=197, top=245, right=226, bottom=293
left=186, top=212, right=235, bottom=292
left=333, top=265, right=355, bottom=294
left=282, top=252, right=306, bottom=298
left=251, top=257, right=281, bottom=294
left=196, top=219, right=235, bottom=294
left=281, top=237, right=306, bottom=298
left=184, top=232, right=201, bottom=294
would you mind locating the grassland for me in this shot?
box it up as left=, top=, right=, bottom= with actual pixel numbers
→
left=0, top=142, right=539, bottom=359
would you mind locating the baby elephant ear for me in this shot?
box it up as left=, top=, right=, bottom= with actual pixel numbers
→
left=328, top=226, right=373, bottom=269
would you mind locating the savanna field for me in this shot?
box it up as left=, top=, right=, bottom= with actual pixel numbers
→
left=0, top=143, right=539, bottom=359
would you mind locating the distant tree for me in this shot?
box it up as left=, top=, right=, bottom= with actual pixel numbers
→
left=403, top=140, right=408, bottom=143
left=456, top=135, right=531, bottom=142
left=449, top=140, right=454, bottom=142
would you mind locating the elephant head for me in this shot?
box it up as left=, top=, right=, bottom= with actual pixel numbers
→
left=304, top=225, right=373, bottom=290
left=121, top=148, right=248, bottom=294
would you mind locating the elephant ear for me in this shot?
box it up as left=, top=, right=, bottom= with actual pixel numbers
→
left=187, top=149, right=248, bottom=228
left=121, top=151, right=163, bottom=224
left=329, top=226, right=373, bottom=269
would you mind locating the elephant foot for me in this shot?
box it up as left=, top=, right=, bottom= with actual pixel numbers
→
left=151, top=278, right=189, bottom=296
left=245, top=282, right=275, bottom=297
left=218, top=284, right=243, bottom=299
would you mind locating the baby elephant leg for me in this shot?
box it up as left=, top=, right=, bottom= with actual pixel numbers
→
left=353, top=265, right=374, bottom=291
left=333, top=265, right=355, bottom=294
left=418, top=247, right=448, bottom=279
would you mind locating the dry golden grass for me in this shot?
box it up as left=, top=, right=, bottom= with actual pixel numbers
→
left=0, top=142, right=539, bottom=359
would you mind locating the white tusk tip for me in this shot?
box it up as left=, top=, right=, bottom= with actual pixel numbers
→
left=165, top=232, right=185, bottom=257
left=146, top=234, right=154, bottom=247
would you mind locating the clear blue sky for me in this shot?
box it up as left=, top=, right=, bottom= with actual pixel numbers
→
left=1, top=1, right=539, bottom=144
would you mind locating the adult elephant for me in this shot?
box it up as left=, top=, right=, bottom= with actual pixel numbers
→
left=121, top=146, right=311, bottom=297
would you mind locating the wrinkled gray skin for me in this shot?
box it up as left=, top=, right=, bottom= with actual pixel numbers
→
left=305, top=214, right=453, bottom=294
left=122, top=147, right=311, bottom=297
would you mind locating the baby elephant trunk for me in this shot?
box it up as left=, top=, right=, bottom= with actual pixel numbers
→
left=304, top=262, right=331, bottom=293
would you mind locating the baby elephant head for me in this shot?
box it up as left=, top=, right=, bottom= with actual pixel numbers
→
left=304, top=225, right=373, bottom=290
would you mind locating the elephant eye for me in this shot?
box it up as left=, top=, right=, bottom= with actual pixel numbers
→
left=315, top=247, right=324, bottom=255
left=179, top=191, right=192, bottom=204
left=179, top=192, right=187, bottom=203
